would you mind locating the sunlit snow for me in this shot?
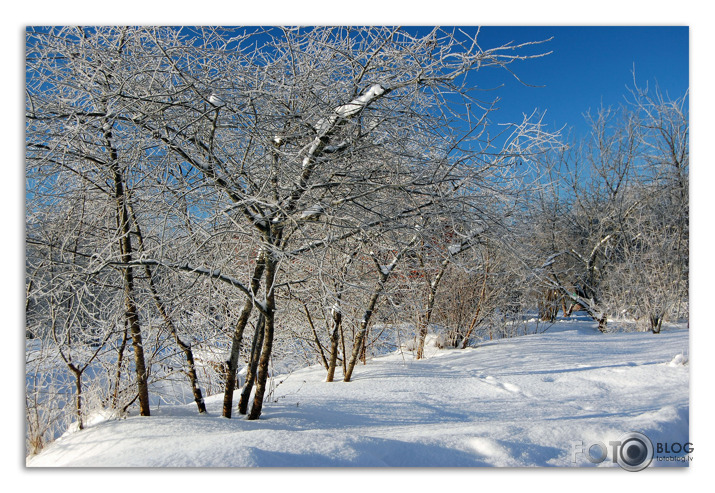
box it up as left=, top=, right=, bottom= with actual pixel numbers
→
left=27, top=317, right=689, bottom=468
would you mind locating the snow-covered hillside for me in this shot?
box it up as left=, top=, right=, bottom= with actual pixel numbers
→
left=26, top=317, right=689, bottom=468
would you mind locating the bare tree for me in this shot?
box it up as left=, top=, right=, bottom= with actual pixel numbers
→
left=27, top=26, right=555, bottom=424
left=602, top=83, right=689, bottom=332
left=528, top=84, right=688, bottom=332
left=409, top=219, right=485, bottom=359
left=119, top=26, right=552, bottom=415
left=26, top=27, right=159, bottom=414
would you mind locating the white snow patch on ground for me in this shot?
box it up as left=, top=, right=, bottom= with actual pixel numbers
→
left=27, top=319, right=689, bottom=468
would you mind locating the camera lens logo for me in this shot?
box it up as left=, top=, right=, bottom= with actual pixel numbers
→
left=616, top=432, right=654, bottom=471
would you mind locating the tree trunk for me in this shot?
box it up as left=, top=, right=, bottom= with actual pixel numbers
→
left=107, top=122, right=150, bottom=417
left=344, top=287, right=383, bottom=382
left=71, top=368, right=83, bottom=430
left=128, top=201, right=206, bottom=414
left=416, top=259, right=449, bottom=359
left=550, top=272, right=606, bottom=335
left=539, top=289, right=559, bottom=322
left=112, top=320, right=129, bottom=409
left=304, top=303, right=329, bottom=371
left=345, top=237, right=416, bottom=381
left=340, top=321, right=348, bottom=376
left=461, top=303, right=483, bottom=349
left=238, top=313, right=265, bottom=415
left=326, top=247, right=358, bottom=381
left=344, top=322, right=369, bottom=382
left=460, top=250, right=490, bottom=349
left=223, top=251, right=266, bottom=418
left=221, top=309, right=251, bottom=418
left=360, top=334, right=367, bottom=365
left=122, top=270, right=151, bottom=416
left=416, top=321, right=429, bottom=360
left=181, top=349, right=206, bottom=414
left=248, top=253, right=278, bottom=420
left=326, top=311, right=342, bottom=382
left=113, top=174, right=150, bottom=416
left=650, top=313, right=663, bottom=334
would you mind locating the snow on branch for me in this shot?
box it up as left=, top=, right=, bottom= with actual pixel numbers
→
left=315, top=84, right=388, bottom=137
left=299, top=204, right=325, bottom=221
left=335, top=84, right=386, bottom=118
left=447, top=226, right=486, bottom=256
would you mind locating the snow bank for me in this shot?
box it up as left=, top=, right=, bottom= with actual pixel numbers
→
left=27, top=319, right=689, bottom=468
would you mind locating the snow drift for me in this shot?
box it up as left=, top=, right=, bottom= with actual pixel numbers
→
left=27, top=318, right=689, bottom=468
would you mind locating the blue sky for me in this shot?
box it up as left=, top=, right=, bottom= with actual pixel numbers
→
left=466, top=26, right=689, bottom=138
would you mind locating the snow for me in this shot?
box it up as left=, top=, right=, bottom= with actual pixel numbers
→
left=208, top=93, right=224, bottom=107
left=314, top=84, right=386, bottom=137
left=26, top=317, right=689, bottom=469
left=335, top=84, right=386, bottom=118
left=322, top=141, right=348, bottom=153
left=447, top=243, right=463, bottom=255
left=300, top=204, right=324, bottom=219
left=668, top=352, right=689, bottom=367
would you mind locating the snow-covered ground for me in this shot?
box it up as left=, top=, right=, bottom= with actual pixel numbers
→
left=26, top=316, right=689, bottom=468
